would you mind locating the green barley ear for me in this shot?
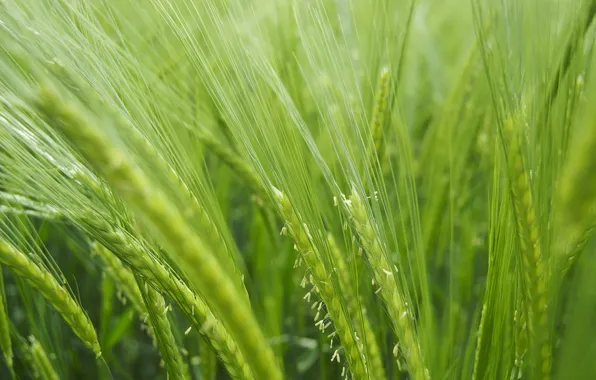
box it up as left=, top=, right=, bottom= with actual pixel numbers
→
left=344, top=189, right=429, bottom=380
left=557, top=115, right=596, bottom=273
left=370, top=66, right=392, bottom=167
left=543, top=1, right=596, bottom=125
left=0, top=265, right=13, bottom=371
left=86, top=218, right=252, bottom=379
left=327, top=233, right=386, bottom=380
left=92, top=243, right=145, bottom=314
left=500, top=115, right=550, bottom=379
left=137, top=277, right=191, bottom=380
left=472, top=174, right=520, bottom=380
left=37, top=59, right=249, bottom=304
left=93, top=242, right=158, bottom=343
left=558, top=222, right=596, bottom=275
left=124, top=125, right=250, bottom=304
left=47, top=61, right=249, bottom=303
left=95, top=243, right=191, bottom=380
left=0, top=238, right=101, bottom=357
left=31, top=78, right=279, bottom=380
left=273, top=188, right=368, bottom=379
left=28, top=336, right=59, bottom=380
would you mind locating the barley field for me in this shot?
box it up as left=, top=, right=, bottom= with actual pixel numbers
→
left=0, top=0, right=595, bottom=379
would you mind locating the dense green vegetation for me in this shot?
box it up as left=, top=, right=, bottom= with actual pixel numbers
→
left=0, top=0, right=595, bottom=379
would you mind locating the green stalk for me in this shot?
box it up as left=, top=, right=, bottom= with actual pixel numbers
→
left=0, top=265, right=13, bottom=371
left=29, top=337, right=59, bottom=380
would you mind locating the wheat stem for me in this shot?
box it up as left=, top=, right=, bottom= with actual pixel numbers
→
left=29, top=337, right=59, bottom=380
left=0, top=265, right=13, bottom=370
left=199, top=336, right=218, bottom=380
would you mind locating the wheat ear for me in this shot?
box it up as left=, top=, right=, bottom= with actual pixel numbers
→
left=93, top=244, right=145, bottom=313
left=50, top=66, right=248, bottom=303
left=96, top=243, right=190, bottom=380
left=126, top=126, right=249, bottom=303
left=34, top=80, right=280, bottom=380
left=560, top=220, right=596, bottom=274
left=558, top=116, right=596, bottom=273
left=370, top=67, right=391, bottom=165
left=327, top=233, right=386, bottom=380
left=93, top=243, right=162, bottom=344
left=138, top=278, right=191, bottom=380
left=0, top=265, right=13, bottom=370
left=29, top=336, right=59, bottom=380
left=501, top=117, right=550, bottom=379
left=344, top=191, right=429, bottom=380
left=82, top=216, right=252, bottom=379
left=0, top=238, right=101, bottom=357
left=273, top=188, right=368, bottom=379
